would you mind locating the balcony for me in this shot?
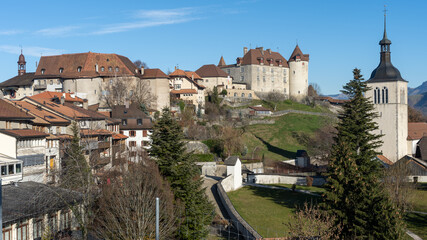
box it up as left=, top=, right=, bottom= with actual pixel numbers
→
left=33, top=84, right=47, bottom=90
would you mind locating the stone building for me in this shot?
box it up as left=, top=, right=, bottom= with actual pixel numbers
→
left=365, top=16, right=408, bottom=163
left=169, top=69, right=206, bottom=110
left=218, top=46, right=309, bottom=100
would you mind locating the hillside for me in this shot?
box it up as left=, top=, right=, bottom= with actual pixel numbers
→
left=409, top=81, right=427, bottom=96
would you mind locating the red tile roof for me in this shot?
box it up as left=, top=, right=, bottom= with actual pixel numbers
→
left=184, top=71, right=202, bottom=80
left=32, top=91, right=84, bottom=103
left=288, top=45, right=309, bottom=62
left=218, top=56, right=226, bottom=67
left=112, top=133, right=128, bottom=140
left=35, top=52, right=138, bottom=78
left=316, top=96, right=348, bottom=104
left=27, top=97, right=88, bottom=119
left=0, top=99, right=34, bottom=120
left=80, top=129, right=113, bottom=136
left=169, top=69, right=187, bottom=77
left=377, top=155, right=393, bottom=166
left=196, top=64, right=229, bottom=78
left=408, top=122, right=427, bottom=140
left=14, top=100, right=70, bottom=124
left=0, top=129, right=48, bottom=139
left=171, top=89, right=198, bottom=94
left=238, top=47, right=289, bottom=67
left=141, top=69, right=169, bottom=79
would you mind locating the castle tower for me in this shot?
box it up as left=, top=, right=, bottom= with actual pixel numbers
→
left=18, top=50, right=26, bottom=76
left=288, top=45, right=309, bottom=100
left=365, top=12, right=408, bottom=162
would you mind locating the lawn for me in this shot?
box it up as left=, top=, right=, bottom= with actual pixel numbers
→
left=405, top=212, right=427, bottom=240
left=229, top=99, right=330, bottom=113
left=242, top=113, right=330, bottom=160
left=227, top=186, right=320, bottom=238
left=266, top=184, right=326, bottom=195
left=411, top=183, right=427, bottom=212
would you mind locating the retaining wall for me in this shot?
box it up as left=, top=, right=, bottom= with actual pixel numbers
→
left=217, top=177, right=263, bottom=240
left=247, top=174, right=326, bottom=186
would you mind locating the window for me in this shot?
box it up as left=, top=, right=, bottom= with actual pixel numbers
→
left=382, top=88, right=385, bottom=103
left=3, top=228, right=12, bottom=240
left=130, top=130, right=136, bottom=137
left=108, top=66, right=112, bottom=72
left=50, top=80, right=53, bottom=85
left=101, top=66, right=105, bottom=72
left=41, top=69, right=45, bottom=75
left=241, top=93, right=245, bottom=97
left=1, top=165, right=7, bottom=175
left=263, top=76, right=266, bottom=82
left=8, top=165, right=14, bottom=175
left=59, top=68, right=64, bottom=73
left=249, top=93, right=252, bottom=98
left=137, top=119, right=142, bottom=125
left=16, top=223, right=28, bottom=240
left=234, top=93, right=237, bottom=97
left=33, top=219, right=43, bottom=239
left=384, top=87, right=388, bottom=103
left=240, top=67, right=244, bottom=73
left=115, top=67, right=119, bottom=72
left=122, top=119, right=127, bottom=126
left=77, top=66, right=82, bottom=72
left=241, top=76, right=244, bottom=81
left=49, top=214, right=57, bottom=233
left=60, top=211, right=71, bottom=230
left=16, top=163, right=21, bottom=173
left=283, top=76, right=287, bottom=83
left=174, top=84, right=181, bottom=89
left=129, top=141, right=136, bottom=147
left=143, top=130, right=147, bottom=137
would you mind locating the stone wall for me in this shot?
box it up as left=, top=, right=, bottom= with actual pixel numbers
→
left=217, top=177, right=262, bottom=240
left=247, top=174, right=326, bottom=186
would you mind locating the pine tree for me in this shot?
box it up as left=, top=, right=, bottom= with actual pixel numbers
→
left=149, top=108, right=214, bottom=239
left=322, top=69, right=405, bottom=239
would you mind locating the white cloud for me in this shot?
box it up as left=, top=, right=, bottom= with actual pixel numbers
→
left=0, top=45, right=64, bottom=57
left=0, top=30, right=22, bottom=35
left=93, top=7, right=198, bottom=35
left=36, top=26, right=80, bottom=36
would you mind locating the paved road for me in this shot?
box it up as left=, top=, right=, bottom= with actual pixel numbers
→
left=202, top=175, right=229, bottom=220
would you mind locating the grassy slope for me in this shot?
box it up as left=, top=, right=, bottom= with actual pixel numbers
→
left=266, top=184, right=326, bottom=195
left=230, top=99, right=330, bottom=113
left=227, top=186, right=320, bottom=238
left=243, top=113, right=329, bottom=160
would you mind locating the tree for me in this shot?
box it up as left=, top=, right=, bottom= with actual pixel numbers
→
left=266, top=91, right=286, bottom=111
left=60, top=121, right=97, bottom=240
left=210, top=86, right=221, bottom=106
left=220, top=125, right=244, bottom=157
left=94, top=159, right=176, bottom=240
left=133, top=59, right=149, bottom=69
left=408, top=106, right=425, bottom=122
left=149, top=108, right=214, bottom=239
left=322, top=69, right=405, bottom=239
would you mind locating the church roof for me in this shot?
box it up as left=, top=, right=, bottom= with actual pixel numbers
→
left=196, top=64, right=228, bottom=78
left=288, top=45, right=310, bottom=62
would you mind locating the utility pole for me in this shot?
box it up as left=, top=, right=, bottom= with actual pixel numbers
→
left=155, top=197, right=159, bottom=240
left=0, top=179, right=2, bottom=240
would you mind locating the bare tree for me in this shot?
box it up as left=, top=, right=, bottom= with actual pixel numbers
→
left=310, top=83, right=322, bottom=96
left=100, top=77, right=130, bottom=108
left=408, top=106, right=425, bottom=122
left=266, top=91, right=286, bottom=111
left=220, top=125, right=244, bottom=157
left=287, top=202, right=342, bottom=239
left=133, top=60, right=149, bottom=69
left=133, top=78, right=157, bottom=111
left=94, top=158, right=176, bottom=240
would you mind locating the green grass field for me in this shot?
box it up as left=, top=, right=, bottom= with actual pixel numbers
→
left=227, top=186, right=320, bottom=238
left=411, top=183, right=427, bottom=212
left=405, top=212, right=427, bottom=239
left=230, top=99, right=330, bottom=113
left=266, top=184, right=326, bottom=195
left=242, top=113, right=329, bottom=160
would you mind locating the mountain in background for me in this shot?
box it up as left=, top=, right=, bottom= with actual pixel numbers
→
left=409, top=81, right=427, bottom=96
left=407, top=81, right=427, bottom=115
left=325, top=93, right=349, bottom=100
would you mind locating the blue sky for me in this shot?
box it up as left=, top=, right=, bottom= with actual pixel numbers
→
left=0, top=0, right=426, bottom=94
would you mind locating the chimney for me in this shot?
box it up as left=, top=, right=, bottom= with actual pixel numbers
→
left=83, top=99, right=88, bottom=110
left=191, top=73, right=194, bottom=81
left=243, top=47, right=248, bottom=55
left=140, top=67, right=144, bottom=75
left=125, top=98, right=129, bottom=109
left=95, top=64, right=99, bottom=73
left=60, top=95, right=65, bottom=105
left=267, top=49, right=272, bottom=54
left=260, top=47, right=264, bottom=55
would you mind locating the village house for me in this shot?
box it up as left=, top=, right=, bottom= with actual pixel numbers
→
left=169, top=69, right=206, bottom=112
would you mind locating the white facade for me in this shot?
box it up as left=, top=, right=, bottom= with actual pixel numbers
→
left=288, top=60, right=309, bottom=100
left=366, top=80, right=408, bottom=163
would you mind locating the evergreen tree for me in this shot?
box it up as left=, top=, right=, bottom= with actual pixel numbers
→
left=149, top=108, right=214, bottom=239
left=211, top=86, right=220, bottom=106
left=322, top=69, right=405, bottom=239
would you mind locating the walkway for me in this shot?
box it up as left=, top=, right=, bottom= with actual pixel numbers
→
left=271, top=109, right=336, bottom=118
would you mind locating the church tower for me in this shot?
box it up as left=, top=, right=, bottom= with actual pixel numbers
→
left=18, top=50, right=26, bottom=76
left=366, top=12, right=408, bottom=163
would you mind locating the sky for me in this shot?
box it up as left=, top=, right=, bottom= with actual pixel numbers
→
left=0, top=0, right=426, bottom=95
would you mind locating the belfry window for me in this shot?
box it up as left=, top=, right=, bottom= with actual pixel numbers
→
left=374, top=89, right=377, bottom=104
left=382, top=88, right=385, bottom=103
left=384, top=87, right=388, bottom=103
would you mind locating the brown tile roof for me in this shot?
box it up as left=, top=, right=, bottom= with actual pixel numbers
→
left=0, top=129, right=48, bottom=139
left=88, top=103, right=99, bottom=111
left=377, top=155, right=394, bottom=166
left=184, top=71, right=202, bottom=80
left=46, top=134, right=60, bottom=140
left=32, top=92, right=84, bottom=103
left=64, top=103, right=106, bottom=120
left=218, top=56, right=226, bottom=67
left=0, top=99, right=34, bottom=120
left=27, top=97, right=88, bottom=119
left=57, top=134, right=73, bottom=140
left=240, top=48, right=289, bottom=67
left=169, top=69, right=187, bottom=77
left=171, top=89, right=197, bottom=94
left=98, top=111, right=111, bottom=117
left=417, top=136, right=427, bottom=161
left=112, top=133, right=128, bottom=140
left=196, top=64, right=229, bottom=78
left=316, top=96, right=348, bottom=104
left=13, top=100, right=70, bottom=124
left=249, top=106, right=271, bottom=111
left=408, top=122, right=427, bottom=140
left=141, top=69, right=169, bottom=79
left=111, top=103, right=148, bottom=119
left=288, top=45, right=309, bottom=62
left=0, top=73, right=35, bottom=88
left=80, top=129, right=113, bottom=137
left=35, top=52, right=138, bottom=79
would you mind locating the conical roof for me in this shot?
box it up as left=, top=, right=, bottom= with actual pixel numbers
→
left=218, top=56, right=226, bottom=67
left=18, top=53, right=26, bottom=64
left=288, top=45, right=309, bottom=62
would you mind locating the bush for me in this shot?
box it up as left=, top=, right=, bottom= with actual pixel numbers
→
left=202, top=139, right=225, bottom=158
left=193, top=154, right=215, bottom=162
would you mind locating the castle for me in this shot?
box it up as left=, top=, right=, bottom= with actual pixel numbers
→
left=218, top=46, right=309, bottom=100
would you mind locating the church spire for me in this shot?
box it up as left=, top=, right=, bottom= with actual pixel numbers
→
left=379, top=6, right=391, bottom=52
left=17, top=48, right=26, bottom=76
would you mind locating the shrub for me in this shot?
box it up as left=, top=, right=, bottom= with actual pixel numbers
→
left=194, top=154, right=215, bottom=162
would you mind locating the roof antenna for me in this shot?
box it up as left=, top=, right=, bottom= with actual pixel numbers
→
left=383, top=5, right=387, bottom=37
left=19, top=45, right=22, bottom=54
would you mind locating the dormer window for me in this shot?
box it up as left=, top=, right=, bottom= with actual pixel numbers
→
left=59, top=68, right=63, bottom=73
left=41, top=69, right=45, bottom=75
left=115, top=67, right=119, bottom=72
left=108, top=67, right=112, bottom=72
left=77, top=66, right=82, bottom=72
left=137, top=119, right=142, bottom=125
left=101, top=67, right=105, bottom=72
